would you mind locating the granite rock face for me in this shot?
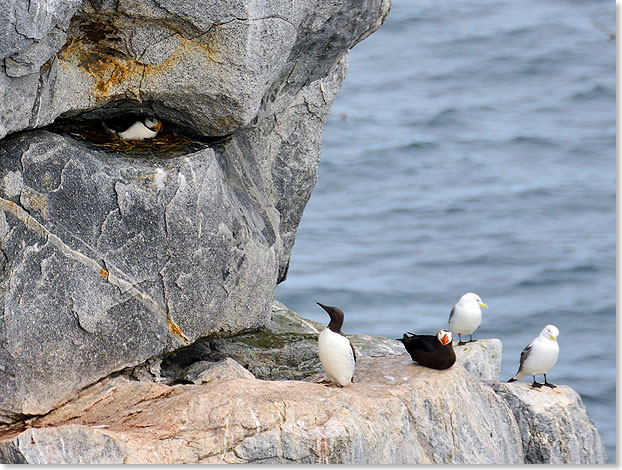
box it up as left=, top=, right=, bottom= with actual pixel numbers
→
left=1, top=0, right=391, bottom=140
left=494, top=382, right=607, bottom=464
left=454, top=339, right=502, bottom=381
left=0, top=0, right=391, bottom=422
left=0, top=356, right=525, bottom=464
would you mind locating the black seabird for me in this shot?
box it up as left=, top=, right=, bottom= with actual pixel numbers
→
left=397, top=329, right=456, bottom=370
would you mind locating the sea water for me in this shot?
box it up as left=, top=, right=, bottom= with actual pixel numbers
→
left=276, top=0, right=615, bottom=461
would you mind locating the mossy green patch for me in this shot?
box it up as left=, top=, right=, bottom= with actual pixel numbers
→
left=233, top=332, right=317, bottom=349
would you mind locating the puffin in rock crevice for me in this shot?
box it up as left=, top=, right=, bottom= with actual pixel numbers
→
left=398, top=329, right=456, bottom=370
left=317, top=302, right=356, bottom=387
left=448, top=292, right=489, bottom=345
left=508, top=325, right=559, bottom=388
left=103, top=115, right=163, bottom=140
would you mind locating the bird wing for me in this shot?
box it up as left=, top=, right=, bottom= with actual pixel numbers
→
left=102, top=114, right=144, bottom=132
left=517, top=343, right=533, bottom=374
left=339, top=330, right=357, bottom=362
left=401, top=333, right=439, bottom=353
left=448, top=305, right=456, bottom=324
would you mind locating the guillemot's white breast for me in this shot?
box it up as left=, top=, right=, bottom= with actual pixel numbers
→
left=316, top=302, right=356, bottom=387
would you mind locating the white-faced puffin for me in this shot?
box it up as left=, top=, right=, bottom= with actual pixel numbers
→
left=316, top=302, right=356, bottom=387
left=448, top=292, right=489, bottom=345
left=103, top=115, right=163, bottom=140
left=398, top=329, right=456, bottom=370
left=508, top=325, right=560, bottom=388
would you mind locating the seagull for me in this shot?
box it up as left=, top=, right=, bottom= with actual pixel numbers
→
left=316, top=302, right=356, bottom=387
left=448, top=292, right=489, bottom=345
left=508, top=325, right=560, bottom=388
left=397, top=329, right=456, bottom=370
left=103, top=115, right=163, bottom=140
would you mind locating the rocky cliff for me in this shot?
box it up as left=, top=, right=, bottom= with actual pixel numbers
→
left=0, top=301, right=607, bottom=464
left=0, top=0, right=608, bottom=463
left=0, top=0, right=389, bottom=422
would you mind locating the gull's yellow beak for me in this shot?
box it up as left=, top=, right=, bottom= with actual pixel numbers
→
left=480, top=302, right=489, bottom=309
left=550, top=335, right=556, bottom=341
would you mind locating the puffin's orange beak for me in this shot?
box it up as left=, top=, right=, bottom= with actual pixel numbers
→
left=154, top=121, right=163, bottom=132
left=440, top=334, right=450, bottom=346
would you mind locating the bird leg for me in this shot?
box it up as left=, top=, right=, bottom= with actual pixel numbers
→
left=543, top=374, right=556, bottom=388
left=531, top=376, right=543, bottom=388
left=458, top=334, right=466, bottom=346
left=468, top=334, right=477, bottom=343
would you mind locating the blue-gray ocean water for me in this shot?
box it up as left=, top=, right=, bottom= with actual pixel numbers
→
left=275, top=0, right=616, bottom=462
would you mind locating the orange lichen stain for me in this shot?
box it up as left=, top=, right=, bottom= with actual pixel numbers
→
left=99, top=268, right=109, bottom=279
left=189, top=35, right=220, bottom=64
left=167, top=316, right=190, bottom=344
left=8, top=201, right=13, bottom=207
left=56, top=17, right=220, bottom=99
left=215, top=116, right=241, bottom=129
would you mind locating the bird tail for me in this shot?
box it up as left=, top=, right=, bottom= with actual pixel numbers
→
left=508, top=377, right=517, bottom=383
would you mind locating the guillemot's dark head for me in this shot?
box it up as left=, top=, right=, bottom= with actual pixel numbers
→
left=317, top=302, right=345, bottom=333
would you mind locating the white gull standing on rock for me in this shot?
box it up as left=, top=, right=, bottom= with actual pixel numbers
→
left=448, top=292, right=489, bottom=345
left=508, top=324, right=560, bottom=388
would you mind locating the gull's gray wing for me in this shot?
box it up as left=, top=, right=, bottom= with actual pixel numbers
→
left=517, top=343, right=533, bottom=374
left=448, top=305, right=456, bottom=324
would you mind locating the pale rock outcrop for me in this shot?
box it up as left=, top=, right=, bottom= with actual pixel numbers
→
left=184, top=358, right=256, bottom=385
left=494, top=382, right=607, bottom=464
left=0, top=356, right=525, bottom=464
left=454, top=339, right=502, bottom=381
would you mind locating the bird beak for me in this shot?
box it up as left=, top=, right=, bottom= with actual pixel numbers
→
left=550, top=335, right=556, bottom=341
left=441, top=334, right=450, bottom=346
left=154, top=121, right=163, bottom=132
left=480, top=302, right=489, bottom=309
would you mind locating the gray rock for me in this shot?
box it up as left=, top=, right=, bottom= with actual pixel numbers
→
left=184, top=358, right=255, bottom=384
left=493, top=382, right=607, bottom=464
left=0, top=0, right=390, bottom=421
left=0, top=0, right=391, bottom=140
left=0, top=425, right=126, bottom=464
left=267, top=300, right=324, bottom=334
left=453, top=339, right=502, bottom=381
left=0, top=130, right=278, bottom=420
left=196, top=300, right=405, bottom=381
